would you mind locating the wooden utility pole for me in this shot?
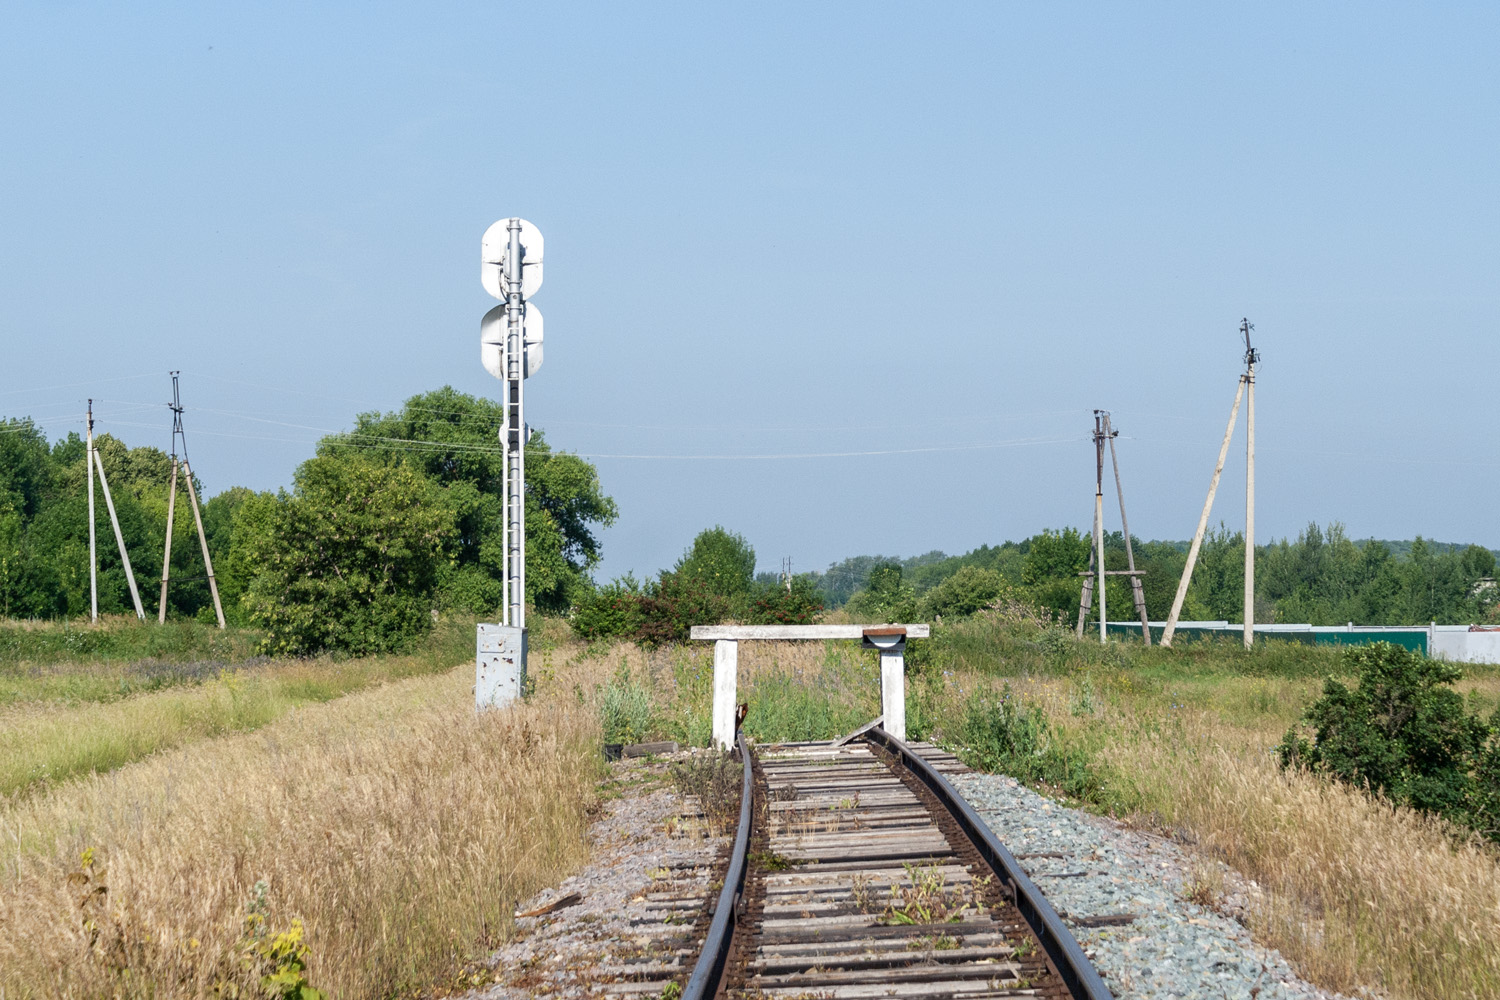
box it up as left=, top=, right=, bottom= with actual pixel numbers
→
left=87, top=401, right=98, bottom=623
left=1161, top=376, right=1246, bottom=648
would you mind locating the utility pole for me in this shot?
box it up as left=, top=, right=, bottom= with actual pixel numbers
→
left=158, top=377, right=182, bottom=623
left=156, top=374, right=225, bottom=628
left=1093, top=412, right=1106, bottom=643
left=1242, top=319, right=1259, bottom=650
left=1163, top=319, right=1261, bottom=648
left=87, top=401, right=98, bottom=623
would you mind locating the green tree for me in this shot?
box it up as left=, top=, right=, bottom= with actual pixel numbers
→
left=921, top=565, right=1004, bottom=620
left=846, top=561, right=919, bottom=622
left=320, top=387, right=616, bottom=614
left=240, top=453, right=454, bottom=655
left=673, top=526, right=756, bottom=599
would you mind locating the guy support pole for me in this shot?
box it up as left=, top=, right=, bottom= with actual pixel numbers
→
left=504, top=218, right=526, bottom=629
left=1105, top=414, right=1151, bottom=645
left=1161, top=377, right=1246, bottom=648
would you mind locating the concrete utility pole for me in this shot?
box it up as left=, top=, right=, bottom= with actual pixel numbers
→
left=156, top=374, right=225, bottom=628
left=87, top=401, right=98, bottom=623
left=1242, top=319, right=1259, bottom=650
left=1093, top=412, right=1106, bottom=643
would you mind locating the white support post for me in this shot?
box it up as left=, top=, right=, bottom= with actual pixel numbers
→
left=879, top=645, right=906, bottom=741
left=711, top=641, right=741, bottom=749
left=864, top=631, right=908, bottom=741
left=713, top=639, right=739, bottom=750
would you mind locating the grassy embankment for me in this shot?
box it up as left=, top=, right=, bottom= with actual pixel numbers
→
left=0, top=617, right=481, bottom=798
left=0, top=616, right=614, bottom=999
left=579, top=617, right=1500, bottom=1000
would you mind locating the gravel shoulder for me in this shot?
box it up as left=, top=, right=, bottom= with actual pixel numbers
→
left=471, top=753, right=728, bottom=999
left=951, top=771, right=1356, bottom=1000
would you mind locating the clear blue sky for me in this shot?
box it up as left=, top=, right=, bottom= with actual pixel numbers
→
left=3, top=3, right=1497, bottom=581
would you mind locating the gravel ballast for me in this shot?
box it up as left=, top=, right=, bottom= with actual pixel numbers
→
left=951, top=771, right=1351, bottom=1000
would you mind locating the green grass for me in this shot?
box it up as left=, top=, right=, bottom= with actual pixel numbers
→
left=0, top=619, right=475, bottom=798
left=0, top=615, right=260, bottom=667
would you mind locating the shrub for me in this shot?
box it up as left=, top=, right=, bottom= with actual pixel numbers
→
left=845, top=561, right=918, bottom=622
left=746, top=576, right=823, bottom=625
left=672, top=526, right=756, bottom=599
left=570, top=576, right=647, bottom=641
left=635, top=572, right=729, bottom=646
left=921, top=566, right=1004, bottom=620
left=1277, top=642, right=1500, bottom=841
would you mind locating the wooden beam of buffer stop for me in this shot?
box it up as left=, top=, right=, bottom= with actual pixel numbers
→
left=688, top=624, right=931, bottom=749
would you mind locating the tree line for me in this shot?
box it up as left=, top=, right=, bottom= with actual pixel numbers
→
left=0, top=388, right=618, bottom=653
left=5, top=389, right=1497, bottom=651
left=816, top=522, right=1500, bottom=627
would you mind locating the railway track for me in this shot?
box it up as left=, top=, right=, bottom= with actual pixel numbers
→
left=682, top=728, right=1113, bottom=1000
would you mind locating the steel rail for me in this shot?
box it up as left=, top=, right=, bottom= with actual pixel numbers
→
left=864, top=725, right=1115, bottom=1000
left=681, top=730, right=753, bottom=1000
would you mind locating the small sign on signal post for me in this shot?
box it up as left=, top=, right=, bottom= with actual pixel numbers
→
left=476, top=217, right=544, bottom=711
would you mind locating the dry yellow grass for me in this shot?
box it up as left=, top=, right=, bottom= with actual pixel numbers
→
left=1094, top=709, right=1500, bottom=1000
left=934, top=666, right=1500, bottom=1000
left=0, top=663, right=603, bottom=998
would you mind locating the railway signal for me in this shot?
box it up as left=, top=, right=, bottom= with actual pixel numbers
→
left=476, top=217, right=544, bottom=710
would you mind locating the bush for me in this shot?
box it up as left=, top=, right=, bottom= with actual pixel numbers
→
left=636, top=572, right=729, bottom=646
left=845, top=561, right=918, bottom=622
left=570, top=576, right=647, bottom=641
left=946, top=685, right=1099, bottom=800
left=672, top=526, right=755, bottom=599
left=921, top=565, right=1004, bottom=620
left=1277, top=642, right=1500, bottom=841
left=746, top=576, right=823, bottom=625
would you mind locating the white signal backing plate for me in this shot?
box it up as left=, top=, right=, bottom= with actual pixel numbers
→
left=481, top=218, right=544, bottom=299
left=480, top=303, right=544, bottom=379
